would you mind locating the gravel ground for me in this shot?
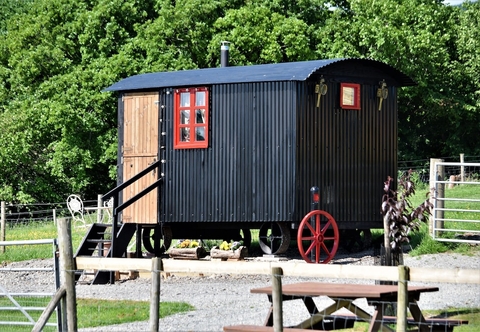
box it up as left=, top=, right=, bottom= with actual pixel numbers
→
left=1, top=249, right=479, bottom=332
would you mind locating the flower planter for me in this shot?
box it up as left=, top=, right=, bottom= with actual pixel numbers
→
left=210, top=246, right=248, bottom=261
left=168, top=246, right=207, bottom=259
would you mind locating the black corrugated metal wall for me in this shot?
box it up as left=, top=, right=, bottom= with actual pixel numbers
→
left=161, top=82, right=298, bottom=224
left=296, top=79, right=397, bottom=229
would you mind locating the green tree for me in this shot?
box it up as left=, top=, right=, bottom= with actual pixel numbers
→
left=0, top=0, right=33, bottom=34
left=0, top=0, right=155, bottom=203
left=209, top=3, right=315, bottom=65
left=315, top=0, right=480, bottom=160
left=0, top=0, right=479, bottom=204
left=446, top=1, right=480, bottom=156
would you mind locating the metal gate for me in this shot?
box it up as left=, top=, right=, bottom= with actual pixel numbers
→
left=432, top=161, right=480, bottom=244
left=0, top=239, right=61, bottom=330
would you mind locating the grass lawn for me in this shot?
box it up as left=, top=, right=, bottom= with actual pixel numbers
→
left=1, top=183, right=478, bottom=330
left=0, top=223, right=193, bottom=329
left=0, top=296, right=194, bottom=331
left=334, top=307, right=480, bottom=332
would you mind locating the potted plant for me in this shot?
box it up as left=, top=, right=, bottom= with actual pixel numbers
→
left=168, top=239, right=207, bottom=259
left=210, top=241, right=248, bottom=260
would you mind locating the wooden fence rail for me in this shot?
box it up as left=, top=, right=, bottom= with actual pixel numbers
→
left=75, top=256, right=480, bottom=284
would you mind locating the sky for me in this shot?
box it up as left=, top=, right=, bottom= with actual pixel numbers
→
left=444, top=0, right=477, bottom=5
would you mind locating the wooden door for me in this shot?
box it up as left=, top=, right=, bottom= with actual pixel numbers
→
left=122, top=92, right=159, bottom=224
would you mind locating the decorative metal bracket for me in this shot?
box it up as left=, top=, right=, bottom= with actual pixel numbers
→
left=315, top=77, right=328, bottom=107
left=377, top=79, right=388, bottom=111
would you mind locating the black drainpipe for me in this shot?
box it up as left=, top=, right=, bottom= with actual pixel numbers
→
left=221, top=41, right=230, bottom=67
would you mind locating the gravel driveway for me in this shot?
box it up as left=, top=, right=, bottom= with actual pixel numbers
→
left=1, top=249, right=479, bottom=331
left=77, top=249, right=480, bottom=331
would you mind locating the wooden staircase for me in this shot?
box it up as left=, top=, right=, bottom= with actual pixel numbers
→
left=74, top=223, right=137, bottom=284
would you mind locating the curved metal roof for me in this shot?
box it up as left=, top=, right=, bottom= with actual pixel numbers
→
left=104, top=58, right=415, bottom=92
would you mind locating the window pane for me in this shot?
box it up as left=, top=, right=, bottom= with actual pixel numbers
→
left=181, top=110, right=190, bottom=124
left=342, top=87, right=355, bottom=106
left=180, top=128, right=190, bottom=142
left=195, top=91, right=205, bottom=106
left=196, top=127, right=205, bottom=141
left=195, top=109, right=205, bottom=124
left=180, top=92, right=190, bottom=107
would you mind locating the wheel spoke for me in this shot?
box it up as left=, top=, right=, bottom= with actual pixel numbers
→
left=300, top=235, right=315, bottom=241
left=320, top=220, right=332, bottom=235
left=315, top=242, right=321, bottom=263
left=320, top=242, right=331, bottom=256
left=305, top=240, right=317, bottom=256
left=304, top=221, right=316, bottom=234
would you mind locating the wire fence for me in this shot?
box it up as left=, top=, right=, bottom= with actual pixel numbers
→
left=1, top=199, right=98, bottom=226
left=1, top=155, right=479, bottom=226
left=399, top=154, right=480, bottom=183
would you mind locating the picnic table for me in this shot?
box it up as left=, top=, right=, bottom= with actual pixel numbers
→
left=250, top=282, right=443, bottom=332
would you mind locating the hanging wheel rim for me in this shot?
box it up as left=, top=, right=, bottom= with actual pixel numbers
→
left=258, top=222, right=290, bottom=255
left=297, top=210, right=339, bottom=264
left=142, top=225, right=172, bottom=255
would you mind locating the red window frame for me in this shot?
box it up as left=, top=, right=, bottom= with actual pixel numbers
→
left=340, top=83, right=361, bottom=110
left=174, top=87, right=209, bottom=149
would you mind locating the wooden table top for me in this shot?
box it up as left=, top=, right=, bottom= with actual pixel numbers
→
left=250, top=282, right=439, bottom=300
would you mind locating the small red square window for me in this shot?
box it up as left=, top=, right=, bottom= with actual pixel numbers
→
left=340, top=83, right=361, bottom=110
left=174, top=87, right=209, bottom=149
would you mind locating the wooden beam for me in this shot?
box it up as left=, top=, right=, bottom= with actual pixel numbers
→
left=74, top=257, right=480, bottom=284
left=161, top=260, right=400, bottom=281
left=409, top=267, right=480, bottom=284
left=75, top=257, right=152, bottom=272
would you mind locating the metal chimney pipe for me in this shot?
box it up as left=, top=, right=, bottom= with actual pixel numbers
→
left=221, top=41, right=230, bottom=67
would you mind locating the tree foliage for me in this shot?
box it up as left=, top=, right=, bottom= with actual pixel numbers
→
left=0, top=0, right=478, bottom=203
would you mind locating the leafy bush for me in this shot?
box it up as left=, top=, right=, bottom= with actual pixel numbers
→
left=381, top=170, right=433, bottom=265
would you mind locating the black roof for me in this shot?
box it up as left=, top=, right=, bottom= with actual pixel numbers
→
left=104, top=58, right=415, bottom=92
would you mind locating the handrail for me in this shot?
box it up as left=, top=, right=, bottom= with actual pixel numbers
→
left=103, top=159, right=161, bottom=200
left=99, top=159, right=162, bottom=257
left=114, top=178, right=163, bottom=215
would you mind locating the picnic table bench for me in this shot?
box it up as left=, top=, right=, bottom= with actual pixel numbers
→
left=224, top=282, right=468, bottom=332
left=223, top=325, right=326, bottom=332
left=324, top=313, right=468, bottom=332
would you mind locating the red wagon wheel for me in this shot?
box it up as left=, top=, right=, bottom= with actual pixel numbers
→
left=297, top=210, right=339, bottom=264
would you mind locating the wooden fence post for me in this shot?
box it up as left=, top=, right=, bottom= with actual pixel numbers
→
left=272, top=267, right=283, bottom=332
left=1, top=201, right=5, bottom=253
left=396, top=265, right=409, bottom=332
left=149, top=258, right=162, bottom=332
left=57, top=217, right=77, bottom=331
